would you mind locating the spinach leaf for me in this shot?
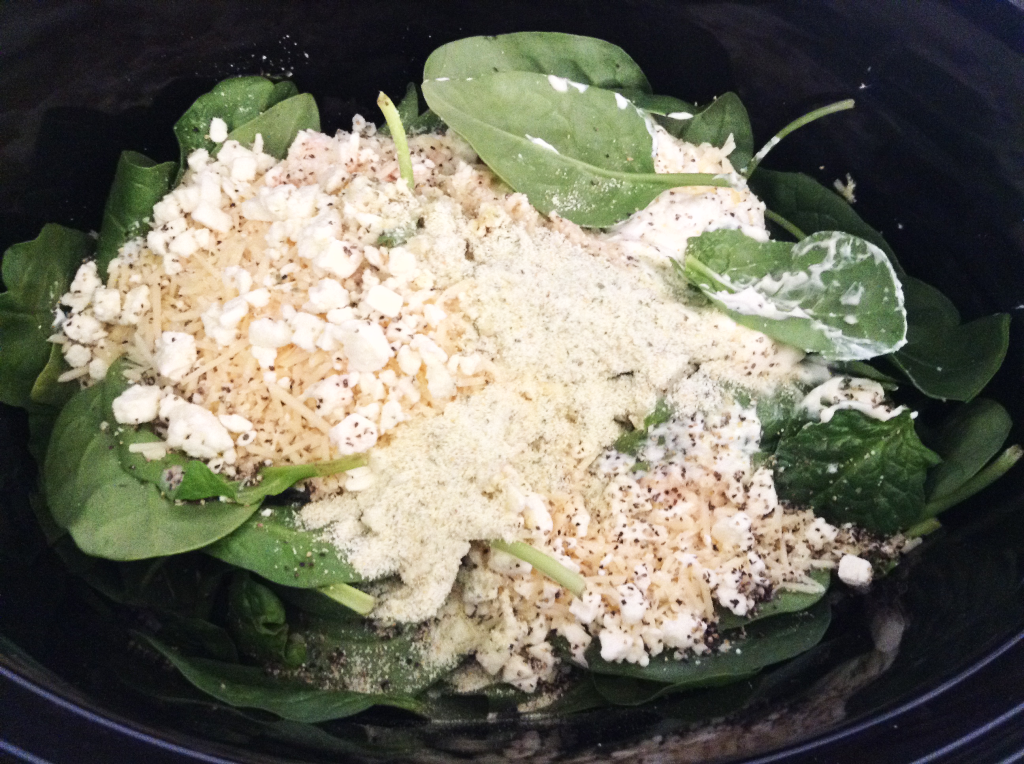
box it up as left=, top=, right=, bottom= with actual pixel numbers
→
left=630, top=93, right=695, bottom=117
left=406, top=109, right=445, bottom=135
left=173, top=77, right=317, bottom=174
left=889, top=277, right=1009, bottom=402
left=29, top=343, right=77, bottom=409
left=657, top=93, right=754, bottom=171
left=227, top=572, right=306, bottom=668
left=586, top=599, right=831, bottom=689
left=299, top=611, right=460, bottom=696
left=44, top=381, right=258, bottom=560
left=226, top=93, right=320, bottom=160
left=828, top=360, right=900, bottom=389
left=423, top=32, right=651, bottom=92
left=95, top=151, right=176, bottom=275
left=773, top=410, right=941, bottom=534
left=924, top=398, right=1013, bottom=504
left=0, top=224, right=91, bottom=409
left=747, top=169, right=902, bottom=275
left=683, top=229, right=907, bottom=361
left=756, top=387, right=805, bottom=452
left=205, top=505, right=362, bottom=588
left=614, top=398, right=672, bottom=456
left=422, top=72, right=728, bottom=228
left=158, top=611, right=238, bottom=663
left=142, top=635, right=424, bottom=722
left=717, top=569, right=831, bottom=630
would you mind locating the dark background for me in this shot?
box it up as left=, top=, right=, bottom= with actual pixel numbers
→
left=2, top=2, right=1024, bottom=762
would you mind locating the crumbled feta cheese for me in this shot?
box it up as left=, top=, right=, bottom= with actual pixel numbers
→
left=662, top=613, right=703, bottom=650
left=378, top=400, right=406, bottom=433
left=64, top=343, right=91, bottom=368
left=209, top=117, right=229, bottom=143
left=328, top=413, right=379, bottom=454
left=336, top=320, right=392, bottom=372
left=192, top=202, right=233, bottom=232
left=120, top=286, right=150, bottom=325
left=112, top=384, right=162, bottom=424
left=303, top=278, right=349, bottom=314
left=91, top=288, right=122, bottom=322
left=63, top=314, right=107, bottom=345
left=186, top=148, right=210, bottom=172
left=344, top=466, right=375, bottom=492
left=249, top=318, right=293, bottom=348
left=88, top=356, right=110, bottom=380
left=838, top=554, right=873, bottom=587
left=243, top=288, right=270, bottom=307
left=806, top=517, right=839, bottom=551
left=164, top=400, right=235, bottom=459
left=304, top=375, right=355, bottom=416
left=62, top=261, right=102, bottom=313
left=599, top=627, right=635, bottom=662
left=616, top=583, right=648, bottom=624
left=289, top=312, right=326, bottom=352
left=365, top=284, right=403, bottom=317
left=154, top=331, right=198, bottom=381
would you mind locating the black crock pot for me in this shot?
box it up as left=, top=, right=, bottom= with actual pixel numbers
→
left=2, top=2, right=1024, bottom=762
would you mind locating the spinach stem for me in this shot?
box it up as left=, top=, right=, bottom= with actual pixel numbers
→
left=905, top=517, right=942, bottom=538
left=679, top=255, right=734, bottom=294
left=490, top=539, right=586, bottom=598
left=319, top=582, right=376, bottom=615
left=377, top=92, right=415, bottom=191
left=765, top=209, right=808, bottom=241
left=311, top=454, right=369, bottom=478
left=745, top=99, right=856, bottom=177
left=923, top=444, right=1023, bottom=518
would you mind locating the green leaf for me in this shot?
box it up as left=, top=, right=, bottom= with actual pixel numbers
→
left=235, top=456, right=366, bottom=505
left=926, top=398, right=1012, bottom=502
left=773, top=409, right=941, bottom=534
left=630, top=93, right=696, bottom=117
left=157, top=611, right=238, bottom=663
left=226, top=93, right=320, bottom=159
left=205, top=505, right=362, bottom=588
left=889, top=277, right=1009, bottom=402
left=44, top=380, right=258, bottom=560
left=95, top=151, right=176, bottom=276
left=0, top=224, right=92, bottom=409
left=747, top=169, right=902, bottom=275
left=142, top=635, right=424, bottom=722
left=683, top=229, right=907, bottom=361
left=586, top=599, right=831, bottom=689
left=422, top=72, right=728, bottom=228
left=227, top=572, right=305, bottom=668
left=173, top=77, right=316, bottom=174
left=29, top=342, right=77, bottom=408
left=717, top=569, right=830, bottom=630
left=658, top=92, right=754, bottom=171
left=406, top=109, right=445, bottom=135
left=423, top=32, right=651, bottom=92
left=614, top=398, right=672, bottom=456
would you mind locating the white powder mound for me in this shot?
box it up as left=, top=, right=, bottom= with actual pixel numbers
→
left=301, top=172, right=809, bottom=624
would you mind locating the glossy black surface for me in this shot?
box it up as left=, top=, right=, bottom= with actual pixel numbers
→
left=2, top=1, right=1024, bottom=762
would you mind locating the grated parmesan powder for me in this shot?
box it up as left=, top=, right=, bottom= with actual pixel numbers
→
left=51, top=116, right=910, bottom=694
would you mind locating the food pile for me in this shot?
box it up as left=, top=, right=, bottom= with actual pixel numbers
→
left=0, top=33, right=1015, bottom=721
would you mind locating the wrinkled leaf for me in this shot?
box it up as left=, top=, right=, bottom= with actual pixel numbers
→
left=0, top=224, right=91, bottom=409
left=774, top=410, right=941, bottom=534
left=424, top=32, right=651, bottom=92
left=29, top=342, right=77, bottom=408
left=95, top=150, right=176, bottom=275
left=226, top=93, right=320, bottom=159
left=228, top=572, right=305, bottom=667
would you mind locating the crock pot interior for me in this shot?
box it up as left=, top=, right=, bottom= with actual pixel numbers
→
left=2, top=2, right=1023, bottom=762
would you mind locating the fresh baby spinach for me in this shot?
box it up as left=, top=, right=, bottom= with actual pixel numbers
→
left=44, top=381, right=258, bottom=560
left=585, top=598, right=831, bottom=689
left=744, top=99, right=855, bottom=177
left=613, top=398, right=672, bottom=456
left=423, top=32, right=651, bottom=92
left=682, top=229, right=907, bottom=361
left=227, top=571, right=307, bottom=668
left=142, top=634, right=424, bottom=723
left=630, top=93, right=696, bottom=117
left=205, top=505, right=362, bottom=588
left=925, top=398, right=1012, bottom=503
left=717, top=569, right=831, bottom=631
left=656, top=92, right=754, bottom=172
left=773, top=410, right=941, bottom=534
left=889, top=277, right=1009, bottom=402
left=0, top=224, right=91, bottom=410
left=29, top=343, right=77, bottom=409
left=173, top=77, right=316, bottom=176
left=422, top=72, right=729, bottom=227
left=95, top=150, right=176, bottom=275
left=227, top=93, right=320, bottom=160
